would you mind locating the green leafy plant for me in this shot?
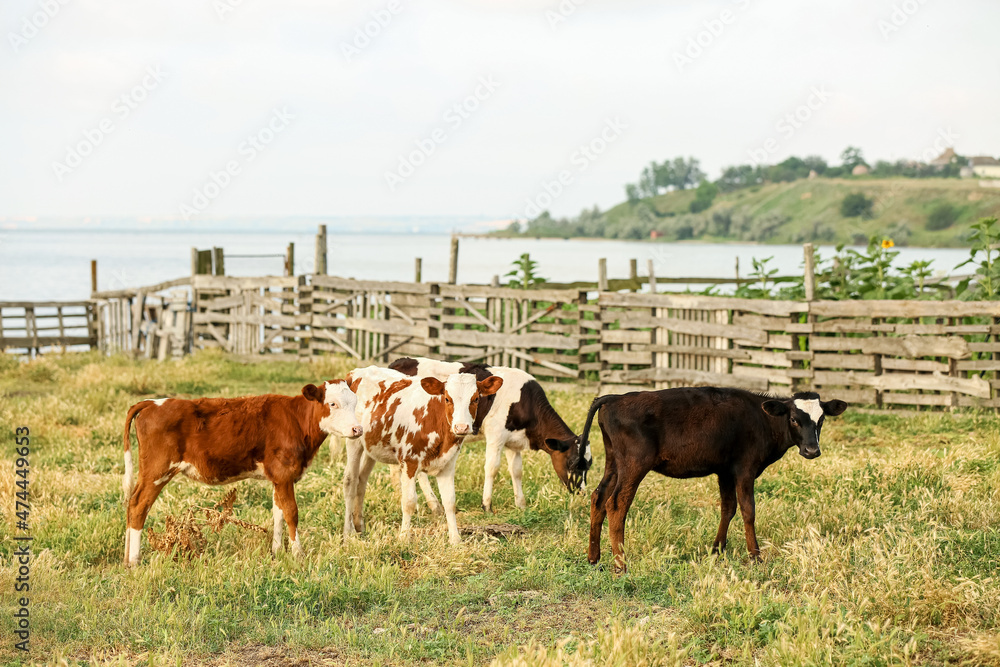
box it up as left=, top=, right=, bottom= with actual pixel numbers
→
left=735, top=256, right=779, bottom=298
left=505, top=253, right=547, bottom=290
left=956, top=217, right=1000, bottom=300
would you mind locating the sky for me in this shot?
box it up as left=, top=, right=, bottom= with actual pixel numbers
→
left=1, top=0, right=997, bottom=224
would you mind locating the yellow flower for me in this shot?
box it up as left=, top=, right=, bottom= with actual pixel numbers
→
left=881, top=238, right=894, bottom=249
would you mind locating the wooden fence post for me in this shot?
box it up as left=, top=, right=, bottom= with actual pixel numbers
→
left=414, top=257, right=422, bottom=283
left=629, top=258, right=638, bottom=291
left=803, top=243, right=816, bottom=302
left=213, top=247, right=225, bottom=276
left=315, top=225, right=327, bottom=275
left=735, top=256, right=740, bottom=285
left=285, top=243, right=295, bottom=277
left=598, top=258, right=608, bottom=292
left=448, top=235, right=459, bottom=285
left=191, top=247, right=199, bottom=276
left=647, top=259, right=656, bottom=294
left=90, top=260, right=98, bottom=294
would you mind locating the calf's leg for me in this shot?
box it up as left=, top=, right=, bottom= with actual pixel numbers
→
left=505, top=448, right=527, bottom=510
left=588, top=422, right=618, bottom=566
left=481, top=439, right=504, bottom=513
left=607, top=469, right=645, bottom=575
left=735, top=476, right=760, bottom=559
left=436, top=457, right=462, bottom=545
left=417, top=472, right=442, bottom=516
left=712, top=473, right=737, bottom=554
left=354, top=454, right=377, bottom=534
left=588, top=468, right=616, bottom=565
left=398, top=463, right=419, bottom=540
left=273, top=481, right=303, bottom=557
left=124, top=469, right=173, bottom=567
left=342, top=439, right=364, bottom=538
left=271, top=488, right=284, bottom=556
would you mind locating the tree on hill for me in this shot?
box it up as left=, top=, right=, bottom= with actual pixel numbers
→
left=841, top=146, right=867, bottom=171
left=841, top=192, right=874, bottom=219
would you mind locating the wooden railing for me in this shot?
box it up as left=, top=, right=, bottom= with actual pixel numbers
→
left=0, top=301, right=98, bottom=356
left=76, top=274, right=1000, bottom=409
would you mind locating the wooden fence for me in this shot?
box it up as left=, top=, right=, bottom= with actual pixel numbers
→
left=7, top=273, right=994, bottom=410
left=0, top=301, right=97, bottom=356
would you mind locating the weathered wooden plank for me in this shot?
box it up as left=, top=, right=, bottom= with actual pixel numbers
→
left=743, top=349, right=793, bottom=368
left=637, top=344, right=751, bottom=360
left=601, top=367, right=768, bottom=391
left=860, top=335, right=971, bottom=359
left=615, top=312, right=767, bottom=344
left=881, top=392, right=952, bottom=406
left=816, top=387, right=877, bottom=404
left=602, top=350, right=652, bottom=365
left=601, top=329, right=652, bottom=344
left=881, top=358, right=950, bottom=373
left=194, top=312, right=303, bottom=328
left=812, top=353, right=876, bottom=370
left=732, top=365, right=793, bottom=384
left=599, top=292, right=805, bottom=316
left=809, top=336, right=866, bottom=352
left=813, top=370, right=990, bottom=398
left=439, top=284, right=580, bottom=302
left=956, top=359, right=1000, bottom=371
left=439, top=328, right=578, bottom=351
left=810, top=300, right=1000, bottom=318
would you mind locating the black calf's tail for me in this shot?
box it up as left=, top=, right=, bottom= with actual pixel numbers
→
left=576, top=394, right=621, bottom=472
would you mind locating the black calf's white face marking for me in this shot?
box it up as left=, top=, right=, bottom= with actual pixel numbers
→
left=762, top=396, right=847, bottom=460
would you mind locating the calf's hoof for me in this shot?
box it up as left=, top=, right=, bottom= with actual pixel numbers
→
left=482, top=502, right=493, bottom=514
left=448, top=534, right=462, bottom=546
left=428, top=504, right=444, bottom=517
left=514, top=497, right=527, bottom=511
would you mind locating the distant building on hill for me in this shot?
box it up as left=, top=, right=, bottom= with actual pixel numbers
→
left=851, top=164, right=869, bottom=176
left=930, top=147, right=958, bottom=167
left=969, top=156, right=1000, bottom=179
left=650, top=229, right=664, bottom=239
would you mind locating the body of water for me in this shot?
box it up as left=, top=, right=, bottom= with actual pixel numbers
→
left=0, top=227, right=973, bottom=301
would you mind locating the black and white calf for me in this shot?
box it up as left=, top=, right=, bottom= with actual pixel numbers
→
left=389, top=357, right=590, bottom=512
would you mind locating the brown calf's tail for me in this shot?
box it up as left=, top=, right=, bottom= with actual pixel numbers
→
left=122, top=401, right=150, bottom=504
left=576, top=394, right=621, bottom=473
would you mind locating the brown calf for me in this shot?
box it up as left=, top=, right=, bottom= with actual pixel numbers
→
left=581, top=387, right=847, bottom=573
left=121, top=381, right=362, bottom=566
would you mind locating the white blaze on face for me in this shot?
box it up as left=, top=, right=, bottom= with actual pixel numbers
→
left=793, top=399, right=824, bottom=426
left=319, top=381, right=361, bottom=438
left=444, top=374, right=478, bottom=434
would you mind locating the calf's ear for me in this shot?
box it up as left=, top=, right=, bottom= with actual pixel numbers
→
left=421, top=377, right=446, bottom=396
left=477, top=376, right=504, bottom=396
left=302, top=383, right=325, bottom=402
left=761, top=400, right=789, bottom=417
left=544, top=437, right=572, bottom=453
left=822, top=399, right=848, bottom=416
left=347, top=375, right=363, bottom=394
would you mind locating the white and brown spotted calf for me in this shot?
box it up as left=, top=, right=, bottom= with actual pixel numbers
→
left=121, top=381, right=362, bottom=566
left=343, top=366, right=503, bottom=544
left=389, top=358, right=590, bottom=512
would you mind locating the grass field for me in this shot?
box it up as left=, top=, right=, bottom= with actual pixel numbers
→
left=2, top=350, right=1000, bottom=665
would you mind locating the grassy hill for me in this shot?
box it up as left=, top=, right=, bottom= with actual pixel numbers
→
left=515, top=178, right=1000, bottom=247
